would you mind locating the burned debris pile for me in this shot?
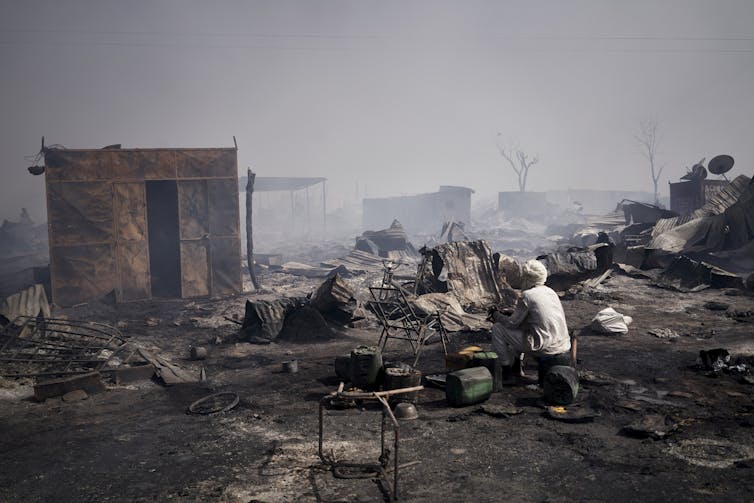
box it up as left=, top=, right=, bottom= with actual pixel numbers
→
left=553, top=169, right=754, bottom=294
left=646, top=175, right=754, bottom=270
left=417, top=240, right=516, bottom=309
left=536, top=241, right=613, bottom=291
left=355, top=219, right=417, bottom=260
left=0, top=314, right=195, bottom=400
left=238, top=273, right=359, bottom=343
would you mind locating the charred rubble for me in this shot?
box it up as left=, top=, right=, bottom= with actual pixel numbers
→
left=2, top=153, right=754, bottom=503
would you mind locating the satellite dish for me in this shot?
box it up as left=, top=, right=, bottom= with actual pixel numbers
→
left=693, top=164, right=707, bottom=180
left=708, top=154, right=734, bottom=175
left=680, top=161, right=707, bottom=181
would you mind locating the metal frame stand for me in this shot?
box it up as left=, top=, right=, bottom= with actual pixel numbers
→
left=367, top=285, right=449, bottom=367
left=318, top=384, right=423, bottom=501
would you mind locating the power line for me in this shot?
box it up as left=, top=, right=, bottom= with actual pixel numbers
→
left=0, top=40, right=753, bottom=54
left=2, top=27, right=754, bottom=42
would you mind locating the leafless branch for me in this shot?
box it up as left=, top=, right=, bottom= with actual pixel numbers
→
left=497, top=138, right=538, bottom=192
left=497, top=145, right=522, bottom=176
left=636, top=118, right=662, bottom=204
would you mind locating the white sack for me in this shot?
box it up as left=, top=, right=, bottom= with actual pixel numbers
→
left=591, top=307, right=633, bottom=335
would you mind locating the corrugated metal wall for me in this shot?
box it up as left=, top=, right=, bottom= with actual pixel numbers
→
left=44, top=148, right=241, bottom=306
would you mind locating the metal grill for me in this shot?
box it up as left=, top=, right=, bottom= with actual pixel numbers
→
left=0, top=316, right=130, bottom=378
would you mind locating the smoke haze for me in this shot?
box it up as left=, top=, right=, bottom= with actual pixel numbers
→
left=1, top=0, right=753, bottom=222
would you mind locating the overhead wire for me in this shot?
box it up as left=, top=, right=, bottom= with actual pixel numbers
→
left=2, top=27, right=754, bottom=42
left=1, top=28, right=754, bottom=53
left=0, top=39, right=753, bottom=54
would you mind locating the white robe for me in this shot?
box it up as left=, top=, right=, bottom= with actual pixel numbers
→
left=491, top=285, right=571, bottom=366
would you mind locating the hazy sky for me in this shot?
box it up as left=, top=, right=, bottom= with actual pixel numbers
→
left=1, top=0, right=753, bottom=221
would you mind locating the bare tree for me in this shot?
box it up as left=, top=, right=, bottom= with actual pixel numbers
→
left=635, top=118, right=664, bottom=205
left=496, top=137, right=539, bottom=192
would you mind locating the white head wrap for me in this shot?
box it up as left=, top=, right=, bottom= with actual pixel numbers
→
left=521, top=259, right=548, bottom=290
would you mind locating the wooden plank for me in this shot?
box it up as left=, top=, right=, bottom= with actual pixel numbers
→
left=137, top=349, right=198, bottom=385
left=33, top=372, right=107, bottom=401
left=108, top=363, right=155, bottom=384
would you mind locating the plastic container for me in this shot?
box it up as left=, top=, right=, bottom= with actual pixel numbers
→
left=384, top=366, right=422, bottom=403
left=542, top=365, right=579, bottom=405
left=445, top=366, right=493, bottom=406
left=471, top=351, right=502, bottom=392
left=349, top=345, right=383, bottom=387
left=445, top=346, right=482, bottom=371
left=537, top=352, right=573, bottom=385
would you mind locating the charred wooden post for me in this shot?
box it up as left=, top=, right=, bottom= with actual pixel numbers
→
left=246, top=169, right=261, bottom=290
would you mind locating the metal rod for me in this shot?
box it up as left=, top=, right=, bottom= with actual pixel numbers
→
left=318, top=399, right=325, bottom=462
left=0, top=357, right=110, bottom=364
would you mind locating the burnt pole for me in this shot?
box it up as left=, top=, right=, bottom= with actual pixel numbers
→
left=246, top=169, right=261, bottom=290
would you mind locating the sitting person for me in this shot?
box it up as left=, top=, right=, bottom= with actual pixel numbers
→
left=489, top=259, right=572, bottom=383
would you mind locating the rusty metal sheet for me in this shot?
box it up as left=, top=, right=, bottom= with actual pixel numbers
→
left=48, top=182, right=113, bottom=245
left=117, top=240, right=150, bottom=301
left=208, top=178, right=239, bottom=237
left=112, top=150, right=180, bottom=180
left=210, top=237, right=241, bottom=295
left=111, top=151, right=144, bottom=180
left=178, top=180, right=209, bottom=239
left=114, top=182, right=147, bottom=241
left=51, top=243, right=117, bottom=306
left=44, top=150, right=114, bottom=182
left=146, top=151, right=177, bottom=179
left=180, top=241, right=209, bottom=297
left=176, top=150, right=236, bottom=178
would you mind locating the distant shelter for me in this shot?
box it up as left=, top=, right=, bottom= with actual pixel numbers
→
left=363, top=186, right=473, bottom=233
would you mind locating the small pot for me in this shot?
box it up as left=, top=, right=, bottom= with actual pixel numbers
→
left=282, top=360, right=299, bottom=373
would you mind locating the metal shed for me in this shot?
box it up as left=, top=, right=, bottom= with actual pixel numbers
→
left=669, top=179, right=728, bottom=215
left=42, top=146, right=242, bottom=306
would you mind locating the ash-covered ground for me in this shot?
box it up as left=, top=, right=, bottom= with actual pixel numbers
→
left=1, top=267, right=753, bottom=502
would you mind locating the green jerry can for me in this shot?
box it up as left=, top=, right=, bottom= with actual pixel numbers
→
left=471, top=351, right=502, bottom=392
left=349, top=345, right=383, bottom=387
left=445, top=366, right=493, bottom=406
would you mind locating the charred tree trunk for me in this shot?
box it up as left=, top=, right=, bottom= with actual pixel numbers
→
left=246, top=169, right=261, bottom=290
